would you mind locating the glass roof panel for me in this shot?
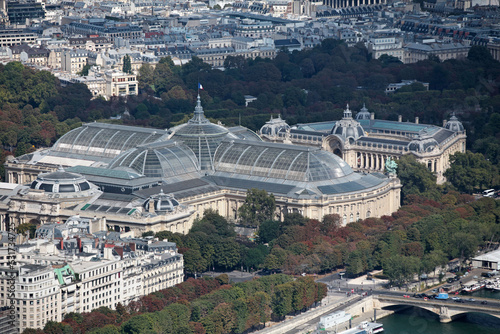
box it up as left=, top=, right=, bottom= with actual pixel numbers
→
left=51, top=123, right=166, bottom=159
left=108, top=141, right=199, bottom=178
left=213, top=140, right=354, bottom=182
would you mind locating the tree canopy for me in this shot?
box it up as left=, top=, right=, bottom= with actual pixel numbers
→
left=444, top=151, right=500, bottom=193
left=238, top=189, right=276, bottom=228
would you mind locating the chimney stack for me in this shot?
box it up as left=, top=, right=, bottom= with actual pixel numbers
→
left=370, top=112, right=375, bottom=120
left=398, top=115, right=402, bottom=122
left=415, top=116, right=419, bottom=124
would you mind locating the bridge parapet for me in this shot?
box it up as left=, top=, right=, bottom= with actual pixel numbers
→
left=374, top=295, right=500, bottom=323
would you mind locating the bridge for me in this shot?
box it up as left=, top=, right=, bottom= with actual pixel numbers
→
left=374, top=294, right=500, bottom=323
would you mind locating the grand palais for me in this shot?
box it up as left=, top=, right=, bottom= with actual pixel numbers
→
left=0, top=98, right=465, bottom=235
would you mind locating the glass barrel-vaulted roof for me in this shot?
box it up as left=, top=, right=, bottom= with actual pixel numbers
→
left=165, top=95, right=237, bottom=171
left=108, top=140, right=199, bottom=178
left=51, top=123, right=167, bottom=161
left=213, top=139, right=353, bottom=182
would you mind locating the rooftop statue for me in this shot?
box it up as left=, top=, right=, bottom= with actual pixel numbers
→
left=385, top=157, right=398, bottom=176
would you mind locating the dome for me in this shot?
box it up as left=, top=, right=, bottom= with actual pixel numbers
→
left=445, top=114, right=464, bottom=132
left=259, top=115, right=290, bottom=138
left=108, top=140, right=199, bottom=178
left=331, top=105, right=366, bottom=141
left=213, top=139, right=353, bottom=182
left=143, top=190, right=180, bottom=214
left=355, top=104, right=371, bottom=120
left=30, top=168, right=94, bottom=193
left=164, top=95, right=236, bottom=171
left=408, top=137, right=439, bottom=152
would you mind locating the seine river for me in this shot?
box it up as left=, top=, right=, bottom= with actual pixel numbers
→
left=379, top=290, right=500, bottom=334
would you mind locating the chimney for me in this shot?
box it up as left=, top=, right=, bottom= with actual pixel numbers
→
left=415, top=116, right=419, bottom=124
left=95, top=238, right=99, bottom=248
left=60, top=239, right=64, bottom=250
left=398, top=115, right=402, bottom=122
left=129, top=242, right=136, bottom=251
left=149, top=200, right=155, bottom=214
left=370, top=112, right=375, bottom=120
left=77, top=237, right=82, bottom=252
left=104, top=247, right=113, bottom=260
left=443, top=120, right=447, bottom=127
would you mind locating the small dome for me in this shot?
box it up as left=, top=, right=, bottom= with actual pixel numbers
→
left=164, top=95, right=236, bottom=171
left=260, top=115, right=290, bottom=137
left=445, top=114, right=464, bottom=132
left=30, top=168, right=93, bottom=193
left=108, top=140, right=199, bottom=178
left=143, top=191, right=180, bottom=213
left=355, top=104, right=371, bottom=120
left=408, top=137, right=439, bottom=152
left=331, top=105, right=366, bottom=141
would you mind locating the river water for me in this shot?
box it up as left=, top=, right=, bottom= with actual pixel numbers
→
left=378, top=289, right=500, bottom=334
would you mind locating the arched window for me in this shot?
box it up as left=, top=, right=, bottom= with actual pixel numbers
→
left=349, top=213, right=354, bottom=223
left=356, top=212, right=360, bottom=221
left=343, top=214, right=347, bottom=225
left=366, top=210, right=371, bottom=218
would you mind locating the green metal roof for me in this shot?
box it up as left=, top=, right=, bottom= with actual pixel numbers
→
left=359, top=120, right=439, bottom=134
left=54, top=264, right=75, bottom=285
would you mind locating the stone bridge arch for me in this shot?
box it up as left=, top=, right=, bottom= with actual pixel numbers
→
left=374, top=296, right=500, bottom=323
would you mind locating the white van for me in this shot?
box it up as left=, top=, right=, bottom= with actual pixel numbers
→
left=483, top=189, right=495, bottom=197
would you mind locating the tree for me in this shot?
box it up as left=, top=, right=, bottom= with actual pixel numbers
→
left=123, top=54, right=132, bottom=74
left=78, top=64, right=91, bottom=76
left=450, top=232, right=479, bottom=269
left=257, top=220, right=281, bottom=244
left=43, top=321, right=73, bottom=334
left=396, top=155, right=439, bottom=203
left=378, top=54, right=403, bottom=67
left=184, top=248, right=208, bottom=276
left=88, top=325, right=120, bottom=334
left=121, top=314, right=156, bottom=334
left=345, top=250, right=366, bottom=277
left=444, top=151, right=499, bottom=193
left=238, top=189, right=276, bottom=227
left=467, top=45, right=495, bottom=64
left=321, top=214, right=341, bottom=235
left=214, top=239, right=240, bottom=270
left=241, top=246, right=267, bottom=271
left=383, top=255, right=421, bottom=287
left=271, top=283, right=293, bottom=318
left=16, top=222, right=37, bottom=238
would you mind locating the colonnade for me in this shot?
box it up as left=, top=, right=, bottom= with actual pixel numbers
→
left=357, top=152, right=396, bottom=172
